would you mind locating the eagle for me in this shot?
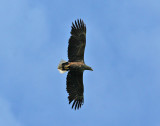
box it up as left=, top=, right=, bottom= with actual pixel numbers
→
left=58, top=19, right=93, bottom=110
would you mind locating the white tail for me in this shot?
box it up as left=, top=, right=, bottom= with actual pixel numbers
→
left=57, top=59, right=67, bottom=74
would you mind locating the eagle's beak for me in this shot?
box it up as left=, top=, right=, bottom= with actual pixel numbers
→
left=90, top=68, right=93, bottom=71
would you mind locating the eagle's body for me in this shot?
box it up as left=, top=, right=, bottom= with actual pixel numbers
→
left=59, top=62, right=92, bottom=71
left=58, top=19, right=93, bottom=110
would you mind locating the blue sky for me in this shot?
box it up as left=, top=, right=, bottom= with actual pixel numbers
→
left=0, top=0, right=160, bottom=126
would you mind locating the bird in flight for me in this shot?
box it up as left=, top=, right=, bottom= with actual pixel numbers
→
left=58, top=19, right=93, bottom=110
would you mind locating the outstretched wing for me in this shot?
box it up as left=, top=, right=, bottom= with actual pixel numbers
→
left=68, top=19, right=86, bottom=62
left=66, top=71, right=84, bottom=110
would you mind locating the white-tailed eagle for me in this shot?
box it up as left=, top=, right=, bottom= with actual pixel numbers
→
left=58, top=19, right=93, bottom=110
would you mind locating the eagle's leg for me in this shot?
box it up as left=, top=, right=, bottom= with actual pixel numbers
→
left=64, top=64, right=69, bottom=70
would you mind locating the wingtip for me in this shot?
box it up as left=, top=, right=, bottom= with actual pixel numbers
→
left=70, top=19, right=86, bottom=35
left=69, top=97, right=84, bottom=110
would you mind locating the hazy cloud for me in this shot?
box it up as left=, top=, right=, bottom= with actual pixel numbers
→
left=0, top=97, right=22, bottom=126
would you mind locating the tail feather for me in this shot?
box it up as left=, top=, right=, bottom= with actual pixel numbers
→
left=58, top=59, right=67, bottom=74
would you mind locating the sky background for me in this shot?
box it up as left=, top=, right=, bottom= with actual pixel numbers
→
left=0, top=0, right=160, bottom=126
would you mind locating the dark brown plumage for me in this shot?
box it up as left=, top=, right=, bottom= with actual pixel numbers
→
left=68, top=19, right=86, bottom=62
left=58, top=19, right=93, bottom=110
left=67, top=71, right=84, bottom=109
